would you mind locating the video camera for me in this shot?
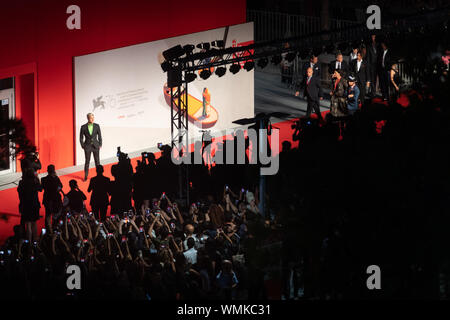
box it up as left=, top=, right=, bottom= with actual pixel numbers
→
left=116, top=146, right=129, bottom=162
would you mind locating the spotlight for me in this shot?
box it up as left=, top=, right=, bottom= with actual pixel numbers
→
left=197, top=42, right=210, bottom=50
left=183, top=44, right=195, bottom=54
left=163, top=45, right=185, bottom=61
left=185, top=72, right=197, bottom=83
left=285, top=51, right=297, bottom=62
left=211, top=40, right=225, bottom=48
left=229, top=63, right=241, bottom=74
left=199, top=69, right=212, bottom=80
left=271, top=55, right=282, bottom=65
left=257, top=58, right=268, bottom=69
left=161, top=60, right=171, bottom=72
left=167, top=66, right=182, bottom=88
left=215, top=67, right=226, bottom=77
left=243, top=60, right=254, bottom=71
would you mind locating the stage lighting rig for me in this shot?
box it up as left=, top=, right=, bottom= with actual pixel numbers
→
left=161, top=60, right=171, bottom=72
left=185, top=72, right=197, bottom=83
left=199, top=69, right=212, bottom=80
left=197, top=42, right=210, bottom=50
left=229, top=63, right=241, bottom=74
left=215, top=66, right=226, bottom=77
left=183, top=44, right=195, bottom=54
left=163, top=45, right=185, bottom=61
left=243, top=60, right=255, bottom=71
left=211, top=40, right=225, bottom=48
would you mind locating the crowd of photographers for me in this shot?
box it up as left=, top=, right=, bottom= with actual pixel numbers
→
left=1, top=159, right=273, bottom=300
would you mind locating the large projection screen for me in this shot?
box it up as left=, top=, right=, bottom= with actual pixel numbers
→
left=74, top=22, right=254, bottom=165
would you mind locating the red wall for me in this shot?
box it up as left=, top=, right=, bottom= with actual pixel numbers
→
left=0, top=0, right=246, bottom=171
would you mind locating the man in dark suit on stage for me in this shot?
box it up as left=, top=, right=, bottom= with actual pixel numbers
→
left=366, top=33, right=379, bottom=97
left=302, top=54, right=321, bottom=79
left=350, top=50, right=370, bottom=105
left=328, top=52, right=348, bottom=75
left=295, top=67, right=324, bottom=121
left=378, top=40, right=392, bottom=101
left=80, top=113, right=102, bottom=181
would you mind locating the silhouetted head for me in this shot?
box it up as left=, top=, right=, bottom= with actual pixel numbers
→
left=23, top=168, right=35, bottom=180
left=187, top=237, right=195, bottom=249
left=96, top=165, right=104, bottom=175
left=47, top=164, right=56, bottom=175
left=69, top=179, right=78, bottom=189
left=222, top=260, right=233, bottom=273
left=282, top=141, right=291, bottom=152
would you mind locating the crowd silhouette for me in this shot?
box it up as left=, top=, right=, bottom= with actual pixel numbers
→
left=1, top=40, right=449, bottom=300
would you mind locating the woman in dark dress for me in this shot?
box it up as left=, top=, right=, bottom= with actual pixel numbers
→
left=41, top=164, right=63, bottom=233
left=17, top=168, right=43, bottom=242
left=389, top=63, right=402, bottom=102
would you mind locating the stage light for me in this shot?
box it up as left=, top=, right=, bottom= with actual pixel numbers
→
left=215, top=67, right=226, bottom=77
left=185, top=72, right=197, bottom=83
left=163, top=45, right=185, bottom=61
left=243, top=60, right=254, bottom=71
left=183, top=44, right=195, bottom=54
left=257, top=58, right=268, bottom=69
left=200, top=69, right=212, bottom=80
left=211, top=40, right=225, bottom=47
left=168, top=66, right=182, bottom=88
left=285, top=51, right=297, bottom=62
left=229, top=63, right=241, bottom=74
left=197, top=42, right=211, bottom=50
left=161, top=60, right=171, bottom=72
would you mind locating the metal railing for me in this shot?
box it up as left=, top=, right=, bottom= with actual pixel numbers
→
left=247, top=9, right=359, bottom=42
left=247, top=9, right=361, bottom=89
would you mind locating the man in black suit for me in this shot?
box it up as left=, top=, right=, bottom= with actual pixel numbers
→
left=328, top=52, right=348, bottom=75
left=302, top=54, right=320, bottom=79
left=295, top=67, right=324, bottom=121
left=366, top=33, right=379, bottom=97
left=88, top=165, right=110, bottom=221
left=378, top=40, right=391, bottom=101
left=350, top=50, right=370, bottom=104
left=80, top=113, right=102, bottom=181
